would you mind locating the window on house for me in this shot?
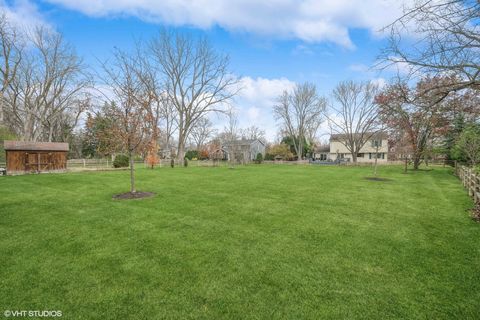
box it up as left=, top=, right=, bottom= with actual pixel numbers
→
left=369, top=153, right=372, bottom=159
left=371, top=139, right=382, bottom=147
left=357, top=153, right=364, bottom=158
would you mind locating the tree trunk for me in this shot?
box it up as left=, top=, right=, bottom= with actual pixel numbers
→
left=374, top=146, right=379, bottom=176
left=0, top=95, right=4, bottom=125
left=404, top=157, right=408, bottom=173
left=413, top=154, right=421, bottom=170
left=351, top=153, right=357, bottom=163
left=177, top=138, right=185, bottom=165
left=129, top=150, right=136, bottom=193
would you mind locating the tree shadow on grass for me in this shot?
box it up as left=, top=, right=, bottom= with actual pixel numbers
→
left=364, top=177, right=393, bottom=182
left=112, top=191, right=155, bottom=200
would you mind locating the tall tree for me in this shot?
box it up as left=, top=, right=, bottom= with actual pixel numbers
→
left=273, top=82, right=326, bottom=160
left=189, top=116, right=216, bottom=150
left=376, top=78, right=447, bottom=170
left=327, top=80, right=380, bottom=163
left=150, top=31, right=238, bottom=162
left=240, top=125, right=266, bottom=142
left=381, top=0, right=480, bottom=93
left=0, top=13, right=22, bottom=126
left=2, top=25, right=91, bottom=141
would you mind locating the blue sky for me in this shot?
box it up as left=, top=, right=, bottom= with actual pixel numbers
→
left=1, top=0, right=407, bottom=141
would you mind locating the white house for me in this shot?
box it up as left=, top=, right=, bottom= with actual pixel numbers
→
left=223, top=139, right=266, bottom=163
left=314, top=132, right=389, bottom=163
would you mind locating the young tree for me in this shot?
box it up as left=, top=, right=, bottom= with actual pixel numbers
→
left=327, top=80, right=381, bottom=163
left=134, top=52, right=165, bottom=169
left=100, top=49, right=149, bottom=193
left=273, top=82, right=326, bottom=160
left=150, top=31, right=238, bottom=162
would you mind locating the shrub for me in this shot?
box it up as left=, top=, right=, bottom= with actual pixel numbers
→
left=113, top=154, right=129, bottom=168
left=184, top=158, right=188, bottom=167
left=255, top=153, right=263, bottom=164
left=170, top=159, right=175, bottom=168
left=264, top=153, right=274, bottom=161
left=199, top=150, right=209, bottom=160
left=185, top=150, right=199, bottom=160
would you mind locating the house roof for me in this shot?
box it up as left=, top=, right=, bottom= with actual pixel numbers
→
left=4, top=140, right=69, bottom=151
left=223, top=139, right=265, bottom=147
left=330, top=132, right=388, bottom=142
left=314, top=145, right=330, bottom=153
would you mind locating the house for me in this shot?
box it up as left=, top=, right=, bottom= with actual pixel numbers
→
left=223, top=139, right=266, bottom=164
left=313, top=144, right=330, bottom=161
left=314, top=132, right=389, bottom=163
left=4, top=141, right=69, bottom=175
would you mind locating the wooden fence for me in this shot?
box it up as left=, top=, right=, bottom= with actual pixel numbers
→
left=456, top=164, right=480, bottom=204
left=66, top=158, right=231, bottom=171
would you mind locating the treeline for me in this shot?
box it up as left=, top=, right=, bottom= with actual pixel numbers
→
left=2, top=0, right=480, bottom=174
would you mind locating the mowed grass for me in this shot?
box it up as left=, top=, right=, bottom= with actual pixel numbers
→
left=1, top=165, right=479, bottom=319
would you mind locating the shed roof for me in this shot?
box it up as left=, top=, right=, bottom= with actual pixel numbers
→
left=4, top=140, right=69, bottom=151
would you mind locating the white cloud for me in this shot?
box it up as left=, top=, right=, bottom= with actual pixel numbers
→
left=212, top=76, right=296, bottom=141
left=0, top=0, right=49, bottom=30
left=371, top=77, right=387, bottom=89
left=349, top=63, right=369, bottom=73
left=44, top=0, right=410, bottom=48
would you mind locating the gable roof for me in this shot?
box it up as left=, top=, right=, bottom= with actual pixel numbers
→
left=223, top=139, right=265, bottom=147
left=330, top=132, right=388, bottom=142
left=4, top=141, right=69, bottom=152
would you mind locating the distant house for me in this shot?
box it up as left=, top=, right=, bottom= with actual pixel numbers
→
left=313, top=132, right=389, bottom=163
left=223, top=139, right=266, bottom=164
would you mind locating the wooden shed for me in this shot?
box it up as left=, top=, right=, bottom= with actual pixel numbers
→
left=4, top=141, right=69, bottom=175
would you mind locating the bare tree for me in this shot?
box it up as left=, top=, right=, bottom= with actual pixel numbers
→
left=273, top=82, right=326, bottom=160
left=189, top=116, right=216, bottom=150
left=100, top=48, right=148, bottom=193
left=0, top=13, right=23, bottom=126
left=327, top=80, right=380, bottom=163
left=380, top=0, right=480, bottom=93
left=159, top=94, right=177, bottom=152
left=221, top=108, right=239, bottom=144
left=150, top=31, right=238, bottom=162
left=3, top=25, right=91, bottom=141
left=240, top=125, right=265, bottom=142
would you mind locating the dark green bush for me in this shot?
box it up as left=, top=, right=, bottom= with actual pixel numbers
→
left=113, top=154, right=129, bottom=168
left=184, top=158, right=188, bottom=167
left=264, top=153, right=274, bottom=161
left=255, top=153, right=263, bottom=164
left=185, top=150, right=198, bottom=160
left=170, top=159, right=175, bottom=168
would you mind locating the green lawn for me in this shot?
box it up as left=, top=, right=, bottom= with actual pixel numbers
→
left=1, top=165, right=479, bottom=319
